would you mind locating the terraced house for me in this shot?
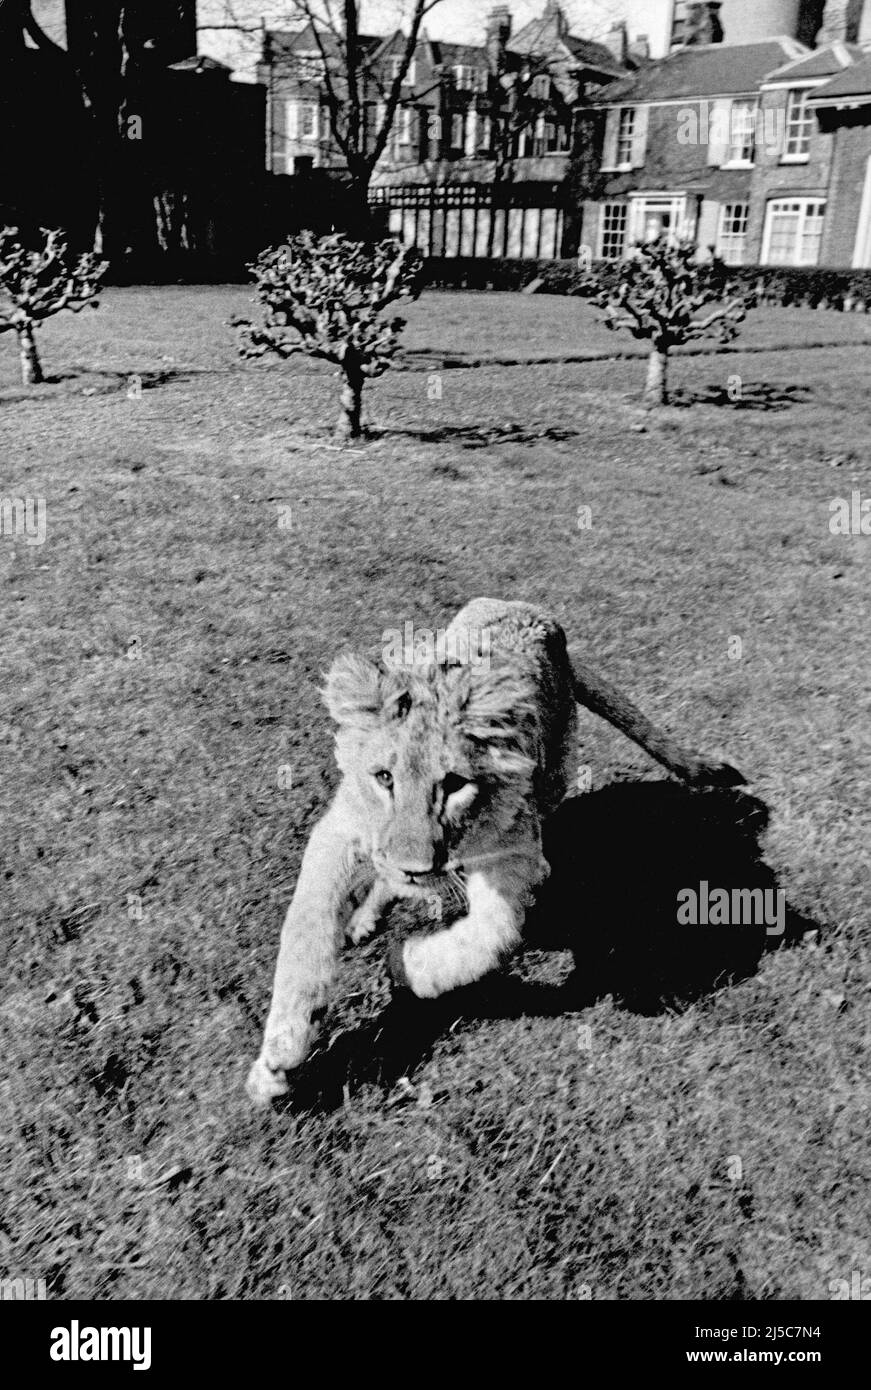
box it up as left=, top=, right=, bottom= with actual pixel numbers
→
left=584, top=37, right=810, bottom=264
left=585, top=0, right=871, bottom=268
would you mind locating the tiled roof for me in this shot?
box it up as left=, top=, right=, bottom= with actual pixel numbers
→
left=762, top=41, right=864, bottom=83
left=267, top=26, right=380, bottom=60
left=597, top=38, right=806, bottom=103
left=267, top=22, right=623, bottom=79
left=807, top=51, right=871, bottom=102
left=429, top=41, right=488, bottom=66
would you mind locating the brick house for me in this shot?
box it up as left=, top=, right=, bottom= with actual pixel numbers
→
left=807, top=53, right=871, bottom=264
left=584, top=38, right=807, bottom=264
left=260, top=4, right=626, bottom=174
left=368, top=6, right=628, bottom=259
left=258, top=2, right=631, bottom=259
left=259, top=22, right=382, bottom=175
left=749, top=42, right=863, bottom=265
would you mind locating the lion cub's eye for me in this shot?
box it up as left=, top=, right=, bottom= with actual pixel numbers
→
left=443, top=773, right=474, bottom=799
left=373, top=769, right=394, bottom=790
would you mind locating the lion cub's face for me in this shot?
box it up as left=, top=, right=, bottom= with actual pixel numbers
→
left=324, top=653, right=537, bottom=889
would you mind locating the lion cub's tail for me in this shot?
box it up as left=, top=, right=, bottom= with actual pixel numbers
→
left=569, top=651, right=746, bottom=788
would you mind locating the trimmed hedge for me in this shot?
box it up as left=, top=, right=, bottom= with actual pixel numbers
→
left=729, top=266, right=871, bottom=310
left=421, top=257, right=596, bottom=293
left=422, top=257, right=871, bottom=310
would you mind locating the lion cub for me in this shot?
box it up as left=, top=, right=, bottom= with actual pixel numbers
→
left=247, top=598, right=743, bottom=1105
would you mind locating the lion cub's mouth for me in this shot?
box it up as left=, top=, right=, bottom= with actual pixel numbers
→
left=378, top=862, right=469, bottom=913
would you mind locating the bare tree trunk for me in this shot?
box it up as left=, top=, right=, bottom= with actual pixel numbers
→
left=18, top=324, right=44, bottom=385
left=346, top=175, right=374, bottom=240
left=644, top=346, right=668, bottom=408
left=336, top=366, right=364, bottom=440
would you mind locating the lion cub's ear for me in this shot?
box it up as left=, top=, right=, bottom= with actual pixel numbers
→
left=323, top=653, right=383, bottom=728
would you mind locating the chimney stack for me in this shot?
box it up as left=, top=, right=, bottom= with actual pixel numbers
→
left=819, top=0, right=864, bottom=43
left=683, top=2, right=724, bottom=45
left=542, top=2, right=569, bottom=39
left=629, top=34, right=651, bottom=63
left=604, top=21, right=628, bottom=65
left=486, top=5, right=513, bottom=71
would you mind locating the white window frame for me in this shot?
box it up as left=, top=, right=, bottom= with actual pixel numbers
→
left=388, top=55, right=416, bottom=87
left=299, top=101, right=318, bottom=140
left=629, top=194, right=689, bottom=247
left=398, top=106, right=415, bottom=145
left=453, top=64, right=484, bottom=93
left=716, top=202, right=750, bottom=265
left=761, top=198, right=826, bottom=266
left=599, top=202, right=628, bottom=261
left=723, top=99, right=756, bottom=167
left=544, top=120, right=559, bottom=153
left=783, top=88, right=813, bottom=162
left=615, top=106, right=635, bottom=168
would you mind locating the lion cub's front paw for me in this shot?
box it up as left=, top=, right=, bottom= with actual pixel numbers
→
left=347, top=901, right=383, bottom=945
left=245, top=1020, right=314, bottom=1105
left=246, top=1055, right=290, bottom=1107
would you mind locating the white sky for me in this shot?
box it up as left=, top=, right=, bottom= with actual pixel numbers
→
left=197, top=0, right=673, bottom=80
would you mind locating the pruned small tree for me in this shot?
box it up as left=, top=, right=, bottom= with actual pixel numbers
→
left=594, top=237, right=753, bottom=408
left=234, top=231, right=423, bottom=440
left=0, top=227, right=108, bottom=385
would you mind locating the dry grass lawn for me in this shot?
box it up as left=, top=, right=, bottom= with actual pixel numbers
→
left=1, top=290, right=869, bottom=1300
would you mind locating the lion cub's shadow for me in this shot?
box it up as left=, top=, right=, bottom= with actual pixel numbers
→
left=282, top=781, right=819, bottom=1114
